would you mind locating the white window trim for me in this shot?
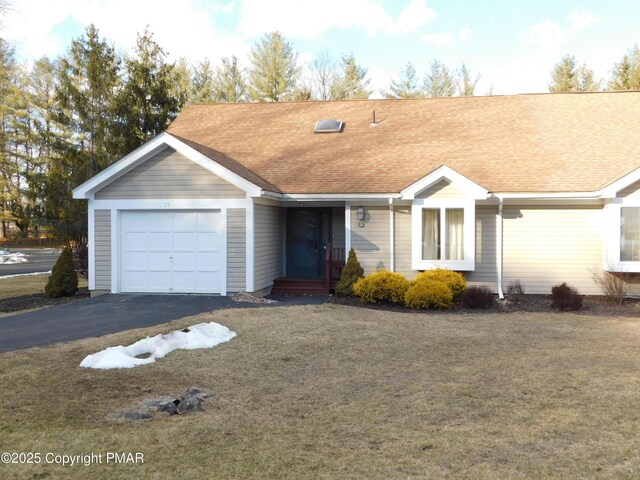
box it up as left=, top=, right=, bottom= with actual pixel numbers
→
left=411, top=198, right=475, bottom=271
left=604, top=200, right=640, bottom=273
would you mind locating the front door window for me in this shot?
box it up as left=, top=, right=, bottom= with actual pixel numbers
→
left=287, top=208, right=332, bottom=278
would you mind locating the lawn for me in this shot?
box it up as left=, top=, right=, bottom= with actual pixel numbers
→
left=0, top=273, right=88, bottom=300
left=1, top=305, right=639, bottom=479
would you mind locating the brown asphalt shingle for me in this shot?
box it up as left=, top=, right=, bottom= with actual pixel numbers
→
left=166, top=92, right=640, bottom=194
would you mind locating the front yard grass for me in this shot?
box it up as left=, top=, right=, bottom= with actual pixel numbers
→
left=0, top=273, right=87, bottom=300
left=1, top=305, right=639, bottom=479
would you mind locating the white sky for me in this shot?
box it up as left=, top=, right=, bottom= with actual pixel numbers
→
left=2, top=0, right=640, bottom=96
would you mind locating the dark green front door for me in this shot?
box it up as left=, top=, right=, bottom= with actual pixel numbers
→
left=286, top=208, right=331, bottom=278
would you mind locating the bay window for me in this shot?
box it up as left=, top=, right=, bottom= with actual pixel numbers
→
left=621, top=207, right=640, bottom=261
left=412, top=200, right=475, bottom=271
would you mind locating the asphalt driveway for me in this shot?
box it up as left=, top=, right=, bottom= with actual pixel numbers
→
left=0, top=294, right=326, bottom=353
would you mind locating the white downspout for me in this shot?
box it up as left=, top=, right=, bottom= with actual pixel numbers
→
left=389, top=198, right=395, bottom=271
left=497, top=195, right=504, bottom=299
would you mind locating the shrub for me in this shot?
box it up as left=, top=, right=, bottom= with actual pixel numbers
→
left=590, top=267, right=627, bottom=305
left=404, top=280, right=453, bottom=309
left=551, top=282, right=583, bottom=311
left=353, top=270, right=410, bottom=304
left=44, top=247, right=78, bottom=298
left=506, top=280, right=526, bottom=304
left=462, top=286, right=495, bottom=309
left=335, top=248, right=364, bottom=296
left=414, top=268, right=466, bottom=299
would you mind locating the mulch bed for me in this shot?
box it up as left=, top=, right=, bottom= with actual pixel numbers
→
left=326, top=293, right=640, bottom=317
left=0, top=288, right=90, bottom=314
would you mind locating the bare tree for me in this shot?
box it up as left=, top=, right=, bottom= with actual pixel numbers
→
left=309, top=51, right=338, bottom=100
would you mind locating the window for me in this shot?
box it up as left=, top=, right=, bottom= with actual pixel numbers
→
left=621, top=207, right=640, bottom=261
left=412, top=201, right=474, bottom=271
left=421, top=208, right=464, bottom=261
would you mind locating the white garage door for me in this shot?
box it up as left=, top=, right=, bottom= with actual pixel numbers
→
left=120, top=210, right=224, bottom=294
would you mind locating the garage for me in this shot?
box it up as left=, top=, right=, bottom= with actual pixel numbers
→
left=120, top=210, right=225, bottom=294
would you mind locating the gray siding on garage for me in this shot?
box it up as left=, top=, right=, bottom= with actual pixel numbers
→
left=94, top=209, right=111, bottom=290
left=227, top=208, right=246, bottom=292
left=95, top=147, right=245, bottom=199
left=254, top=204, right=284, bottom=291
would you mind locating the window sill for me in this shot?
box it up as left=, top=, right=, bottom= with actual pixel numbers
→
left=412, top=260, right=475, bottom=272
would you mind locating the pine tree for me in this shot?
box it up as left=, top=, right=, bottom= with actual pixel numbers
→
left=336, top=248, right=364, bottom=296
left=424, top=60, right=456, bottom=97
left=172, top=57, right=193, bottom=104
left=55, top=24, right=120, bottom=176
left=44, top=246, right=78, bottom=298
left=249, top=32, right=299, bottom=102
left=111, top=29, right=186, bottom=158
left=549, top=54, right=600, bottom=92
left=386, top=61, right=422, bottom=98
left=212, top=56, right=247, bottom=103
left=609, top=46, right=640, bottom=90
left=458, top=63, right=479, bottom=96
left=330, top=54, right=371, bottom=100
left=191, top=58, right=216, bottom=103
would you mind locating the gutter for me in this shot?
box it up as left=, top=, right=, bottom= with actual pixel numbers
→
left=497, top=195, right=504, bottom=299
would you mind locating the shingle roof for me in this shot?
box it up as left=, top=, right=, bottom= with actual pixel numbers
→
left=166, top=92, right=640, bottom=194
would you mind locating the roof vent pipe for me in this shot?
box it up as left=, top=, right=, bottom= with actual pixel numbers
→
left=370, top=110, right=378, bottom=127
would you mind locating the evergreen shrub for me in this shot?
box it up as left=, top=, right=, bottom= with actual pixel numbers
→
left=353, top=270, right=410, bottom=304
left=45, top=246, right=78, bottom=298
left=462, top=286, right=495, bottom=309
left=335, top=248, right=364, bottom=296
left=404, top=280, right=453, bottom=309
left=414, top=268, right=466, bottom=299
left=551, top=282, right=583, bottom=311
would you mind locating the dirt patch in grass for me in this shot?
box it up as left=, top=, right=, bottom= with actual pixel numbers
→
left=1, top=305, right=640, bottom=479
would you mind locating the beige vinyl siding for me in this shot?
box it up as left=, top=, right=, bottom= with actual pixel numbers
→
left=417, top=180, right=466, bottom=199
left=393, top=206, right=416, bottom=280
left=332, top=207, right=345, bottom=249
left=254, top=204, right=284, bottom=291
left=351, top=206, right=390, bottom=274
left=227, top=208, right=246, bottom=292
left=95, top=147, right=245, bottom=199
left=617, top=180, right=640, bottom=199
left=466, top=206, right=498, bottom=289
left=94, top=209, right=111, bottom=290
left=503, top=206, right=602, bottom=294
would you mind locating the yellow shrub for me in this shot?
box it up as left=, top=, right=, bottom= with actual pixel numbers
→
left=353, top=270, right=410, bottom=304
left=414, top=268, right=466, bottom=298
left=404, top=280, right=453, bottom=309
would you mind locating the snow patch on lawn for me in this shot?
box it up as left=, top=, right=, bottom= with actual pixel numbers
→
left=0, top=250, right=29, bottom=264
left=79, top=322, right=236, bottom=370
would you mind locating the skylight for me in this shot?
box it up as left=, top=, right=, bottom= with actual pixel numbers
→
left=313, top=119, right=344, bottom=133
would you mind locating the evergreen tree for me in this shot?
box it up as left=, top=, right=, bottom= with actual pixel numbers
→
left=44, top=246, right=78, bottom=298
left=458, top=63, right=479, bottom=96
left=172, top=57, right=193, bottom=104
left=330, top=53, right=371, bottom=100
left=336, top=248, right=364, bottom=296
left=212, top=55, right=247, bottom=103
left=0, top=38, right=17, bottom=237
left=385, top=61, right=422, bottom=98
left=191, top=58, right=216, bottom=102
left=549, top=54, right=600, bottom=92
left=609, top=46, right=640, bottom=90
left=111, top=29, right=186, bottom=158
left=249, top=32, right=299, bottom=102
left=424, top=60, right=457, bottom=97
left=55, top=24, right=120, bottom=176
